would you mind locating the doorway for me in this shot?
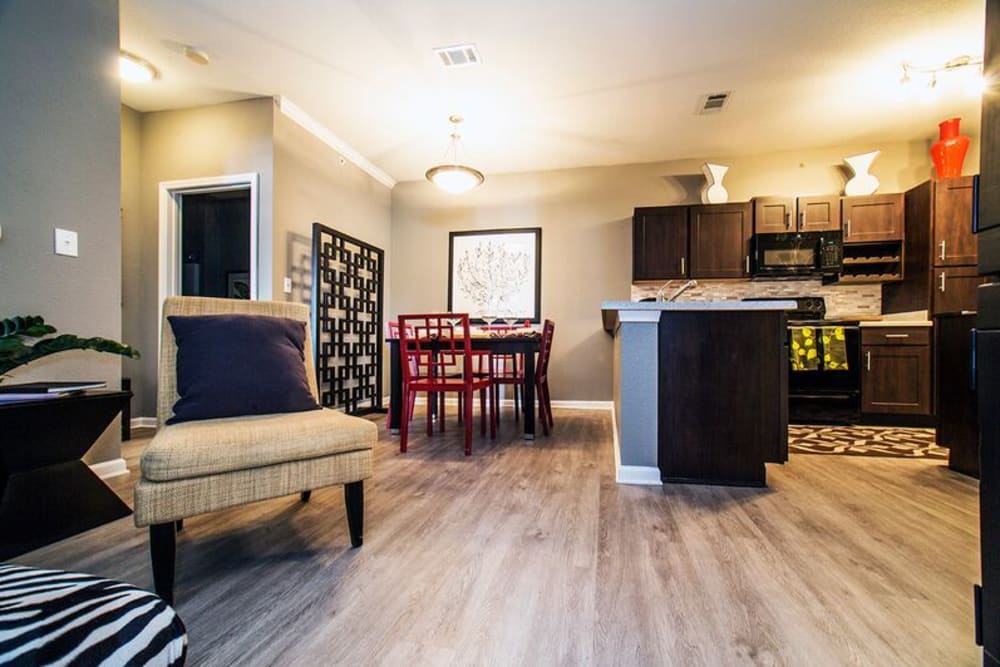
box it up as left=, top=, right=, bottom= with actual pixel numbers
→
left=158, top=173, right=260, bottom=308
left=180, top=189, right=252, bottom=299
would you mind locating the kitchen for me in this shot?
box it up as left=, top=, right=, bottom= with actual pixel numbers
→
left=608, top=158, right=982, bottom=487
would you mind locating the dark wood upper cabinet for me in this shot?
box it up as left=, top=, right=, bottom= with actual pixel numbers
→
left=798, top=195, right=841, bottom=232
left=932, top=265, right=991, bottom=315
left=933, top=175, right=977, bottom=266
left=689, top=203, right=752, bottom=278
left=842, top=194, right=904, bottom=243
left=632, top=206, right=688, bottom=281
left=753, top=196, right=794, bottom=234
left=753, top=195, right=840, bottom=234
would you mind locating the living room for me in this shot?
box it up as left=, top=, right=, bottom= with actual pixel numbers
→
left=1, top=1, right=997, bottom=665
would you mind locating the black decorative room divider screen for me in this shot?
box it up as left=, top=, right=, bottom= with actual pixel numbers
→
left=311, top=223, right=385, bottom=415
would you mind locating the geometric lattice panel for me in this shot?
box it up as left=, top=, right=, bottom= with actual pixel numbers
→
left=788, top=425, right=946, bottom=459
left=311, top=223, right=384, bottom=415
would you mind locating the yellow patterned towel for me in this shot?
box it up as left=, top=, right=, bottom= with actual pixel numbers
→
left=821, top=326, right=848, bottom=370
left=790, top=327, right=819, bottom=371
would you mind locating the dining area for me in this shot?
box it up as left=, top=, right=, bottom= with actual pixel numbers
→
left=385, top=314, right=555, bottom=456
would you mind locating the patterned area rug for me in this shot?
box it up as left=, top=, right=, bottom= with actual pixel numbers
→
left=788, top=425, right=947, bottom=459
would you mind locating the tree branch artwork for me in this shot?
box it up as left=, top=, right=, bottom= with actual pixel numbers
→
left=456, top=241, right=531, bottom=313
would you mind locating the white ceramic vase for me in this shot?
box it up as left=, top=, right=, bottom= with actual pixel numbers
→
left=701, top=163, right=729, bottom=204
left=843, top=151, right=880, bottom=196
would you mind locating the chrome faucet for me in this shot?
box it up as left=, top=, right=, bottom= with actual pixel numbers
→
left=657, top=279, right=698, bottom=302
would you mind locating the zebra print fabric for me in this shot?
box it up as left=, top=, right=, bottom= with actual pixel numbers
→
left=0, top=564, right=187, bottom=666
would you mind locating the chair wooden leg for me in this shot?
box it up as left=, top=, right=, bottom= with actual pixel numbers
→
left=544, top=381, right=554, bottom=428
left=464, top=390, right=473, bottom=456
left=457, top=392, right=463, bottom=422
left=479, top=387, right=487, bottom=436
left=426, top=391, right=434, bottom=436
left=344, top=481, right=364, bottom=548
left=439, top=391, right=446, bottom=433
left=301, top=490, right=312, bottom=502
left=400, top=386, right=411, bottom=453
left=149, top=523, right=176, bottom=605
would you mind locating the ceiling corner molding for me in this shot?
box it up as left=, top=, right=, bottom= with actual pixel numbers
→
left=274, top=96, right=397, bottom=189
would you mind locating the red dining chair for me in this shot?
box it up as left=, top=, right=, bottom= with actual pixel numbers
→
left=398, top=313, right=495, bottom=456
left=490, top=352, right=523, bottom=421
left=535, top=320, right=555, bottom=436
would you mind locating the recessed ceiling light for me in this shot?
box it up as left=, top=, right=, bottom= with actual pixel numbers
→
left=119, top=50, right=157, bottom=82
left=433, top=43, right=482, bottom=68
left=183, top=46, right=210, bottom=66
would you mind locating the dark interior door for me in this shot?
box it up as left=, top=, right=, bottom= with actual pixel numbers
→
left=180, top=188, right=252, bottom=299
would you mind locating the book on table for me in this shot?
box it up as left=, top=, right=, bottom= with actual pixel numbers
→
left=0, top=381, right=107, bottom=395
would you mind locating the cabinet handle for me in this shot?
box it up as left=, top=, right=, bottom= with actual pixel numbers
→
left=865, top=350, right=871, bottom=371
left=680, top=256, right=685, bottom=274
left=786, top=211, right=792, bottom=229
left=884, top=333, right=910, bottom=339
left=845, top=218, right=851, bottom=238
left=939, top=271, right=947, bottom=292
left=939, top=240, right=946, bottom=261
left=745, top=255, right=750, bottom=274
left=799, top=211, right=805, bottom=229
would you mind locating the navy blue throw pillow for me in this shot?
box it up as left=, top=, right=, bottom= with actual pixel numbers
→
left=166, top=314, right=319, bottom=424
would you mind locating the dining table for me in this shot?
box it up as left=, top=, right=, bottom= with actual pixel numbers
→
left=386, top=330, right=543, bottom=440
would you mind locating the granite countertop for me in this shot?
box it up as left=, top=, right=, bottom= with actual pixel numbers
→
left=601, top=300, right=796, bottom=312
left=858, top=320, right=933, bottom=328
left=601, top=300, right=796, bottom=333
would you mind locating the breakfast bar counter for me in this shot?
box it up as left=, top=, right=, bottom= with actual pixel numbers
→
left=603, top=300, right=794, bottom=487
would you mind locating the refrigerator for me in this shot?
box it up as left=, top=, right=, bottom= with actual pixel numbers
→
left=978, top=2, right=1000, bottom=664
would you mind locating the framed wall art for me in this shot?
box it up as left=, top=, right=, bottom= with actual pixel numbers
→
left=448, top=227, right=541, bottom=323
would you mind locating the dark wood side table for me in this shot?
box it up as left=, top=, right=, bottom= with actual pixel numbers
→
left=0, top=390, right=133, bottom=560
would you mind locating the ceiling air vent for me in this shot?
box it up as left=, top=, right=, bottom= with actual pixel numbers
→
left=697, top=91, right=731, bottom=114
left=434, top=43, right=482, bottom=68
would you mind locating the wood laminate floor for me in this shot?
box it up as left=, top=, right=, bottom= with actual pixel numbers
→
left=12, top=409, right=981, bottom=666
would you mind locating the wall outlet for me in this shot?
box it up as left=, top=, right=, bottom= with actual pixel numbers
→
left=54, top=228, right=78, bottom=257
left=283, top=276, right=293, bottom=294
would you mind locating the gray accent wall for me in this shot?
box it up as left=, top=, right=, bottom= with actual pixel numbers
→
left=121, top=99, right=275, bottom=418
left=0, top=0, right=124, bottom=464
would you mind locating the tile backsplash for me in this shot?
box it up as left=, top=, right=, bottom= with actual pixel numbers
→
left=630, top=279, right=882, bottom=318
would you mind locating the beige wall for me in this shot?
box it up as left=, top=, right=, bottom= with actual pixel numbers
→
left=122, top=98, right=393, bottom=418
left=390, top=136, right=974, bottom=402
left=272, top=105, right=393, bottom=305
left=123, top=99, right=275, bottom=417
left=0, top=0, right=123, bottom=464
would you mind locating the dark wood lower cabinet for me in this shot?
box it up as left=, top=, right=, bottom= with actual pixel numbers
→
left=935, top=314, right=978, bottom=477
left=933, top=266, right=991, bottom=315
left=861, top=342, right=932, bottom=415
left=658, top=310, right=787, bottom=487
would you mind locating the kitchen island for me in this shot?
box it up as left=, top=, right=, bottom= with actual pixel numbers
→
left=603, top=300, right=793, bottom=487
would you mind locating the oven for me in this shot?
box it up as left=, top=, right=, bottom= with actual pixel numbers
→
left=753, top=231, right=843, bottom=278
left=743, top=297, right=861, bottom=424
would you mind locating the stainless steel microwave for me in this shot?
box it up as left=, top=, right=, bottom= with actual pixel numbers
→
left=753, top=231, right=843, bottom=278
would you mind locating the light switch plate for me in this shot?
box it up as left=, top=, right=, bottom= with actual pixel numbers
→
left=54, top=228, right=78, bottom=257
left=283, top=277, right=293, bottom=294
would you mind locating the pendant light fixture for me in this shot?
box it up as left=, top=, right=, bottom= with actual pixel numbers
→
left=425, top=115, right=484, bottom=194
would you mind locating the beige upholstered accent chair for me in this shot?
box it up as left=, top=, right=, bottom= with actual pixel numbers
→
left=134, top=296, right=377, bottom=604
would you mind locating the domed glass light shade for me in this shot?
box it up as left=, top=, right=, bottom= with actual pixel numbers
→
left=426, top=115, right=484, bottom=194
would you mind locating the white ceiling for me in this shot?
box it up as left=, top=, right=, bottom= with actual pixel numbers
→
left=120, top=0, right=987, bottom=183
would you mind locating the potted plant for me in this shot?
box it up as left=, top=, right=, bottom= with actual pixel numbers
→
left=0, top=315, right=139, bottom=381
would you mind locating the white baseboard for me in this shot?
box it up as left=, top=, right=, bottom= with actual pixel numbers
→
left=610, top=403, right=661, bottom=486
left=130, top=417, right=157, bottom=429
left=89, top=458, right=129, bottom=479
left=550, top=400, right=613, bottom=410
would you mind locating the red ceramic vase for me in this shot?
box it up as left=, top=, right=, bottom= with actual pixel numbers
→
left=930, top=117, right=970, bottom=179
